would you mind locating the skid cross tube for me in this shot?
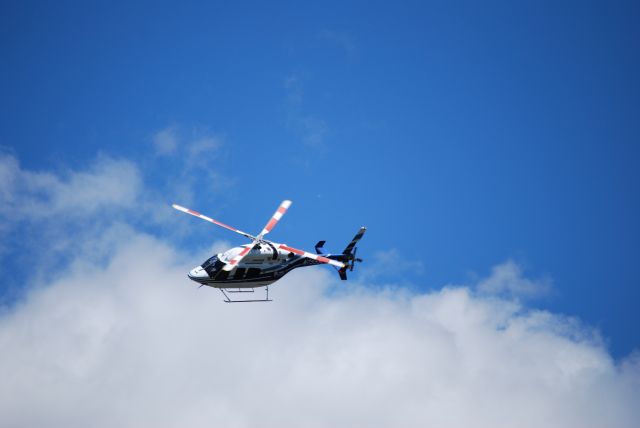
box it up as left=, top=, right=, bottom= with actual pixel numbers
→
left=220, top=285, right=272, bottom=303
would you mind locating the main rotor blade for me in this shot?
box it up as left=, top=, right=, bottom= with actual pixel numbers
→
left=172, top=204, right=256, bottom=240
left=222, top=243, right=255, bottom=271
left=276, top=243, right=346, bottom=269
left=257, top=200, right=292, bottom=239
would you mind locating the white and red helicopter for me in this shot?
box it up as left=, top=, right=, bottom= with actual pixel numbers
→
left=172, top=200, right=366, bottom=302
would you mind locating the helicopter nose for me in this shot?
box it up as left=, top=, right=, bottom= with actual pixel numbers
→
left=188, top=266, right=209, bottom=281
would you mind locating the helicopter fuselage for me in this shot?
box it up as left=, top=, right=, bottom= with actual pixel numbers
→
left=187, top=244, right=336, bottom=289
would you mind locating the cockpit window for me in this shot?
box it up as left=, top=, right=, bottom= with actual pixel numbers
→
left=202, top=255, right=225, bottom=277
left=201, top=256, right=218, bottom=269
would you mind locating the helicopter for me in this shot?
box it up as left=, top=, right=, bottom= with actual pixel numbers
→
left=172, top=200, right=366, bottom=302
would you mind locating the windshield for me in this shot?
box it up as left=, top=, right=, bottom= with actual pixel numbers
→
left=201, top=256, right=218, bottom=269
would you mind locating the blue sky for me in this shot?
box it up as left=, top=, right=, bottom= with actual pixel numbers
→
left=2, top=0, right=639, bottom=365
left=2, top=3, right=640, bottom=426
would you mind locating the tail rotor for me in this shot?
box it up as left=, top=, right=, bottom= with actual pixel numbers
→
left=349, top=246, right=363, bottom=271
left=337, top=227, right=366, bottom=280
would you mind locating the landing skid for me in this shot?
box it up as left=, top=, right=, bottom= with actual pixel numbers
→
left=219, top=285, right=272, bottom=303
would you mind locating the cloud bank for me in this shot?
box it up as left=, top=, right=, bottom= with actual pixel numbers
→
left=0, top=151, right=638, bottom=427
left=1, top=231, right=639, bottom=427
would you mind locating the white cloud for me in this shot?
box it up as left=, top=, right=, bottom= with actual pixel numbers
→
left=0, top=152, right=145, bottom=265
left=148, top=126, right=229, bottom=207
left=0, top=143, right=234, bottom=266
left=300, top=116, right=327, bottom=148
left=359, top=248, right=425, bottom=282
left=187, top=136, right=220, bottom=164
left=152, top=126, right=179, bottom=155
left=284, top=74, right=329, bottom=151
left=319, top=29, right=358, bottom=60
left=1, top=152, right=638, bottom=427
left=478, top=259, right=552, bottom=299
left=0, top=152, right=142, bottom=221
left=0, top=229, right=638, bottom=427
left=284, top=74, right=304, bottom=106
left=151, top=126, right=221, bottom=164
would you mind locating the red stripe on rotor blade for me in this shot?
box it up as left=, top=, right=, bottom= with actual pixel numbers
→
left=214, top=220, right=236, bottom=230
left=264, top=218, right=277, bottom=232
left=277, top=207, right=287, bottom=214
left=281, top=245, right=304, bottom=255
left=188, top=209, right=201, bottom=216
left=317, top=256, right=330, bottom=263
